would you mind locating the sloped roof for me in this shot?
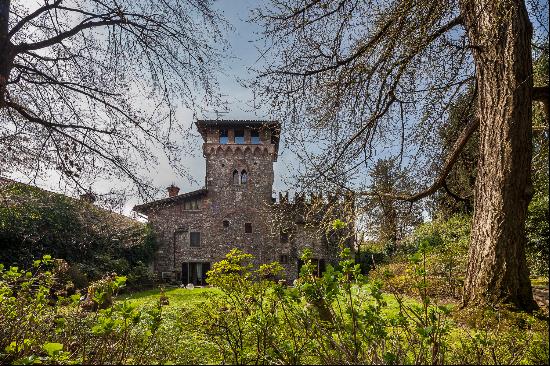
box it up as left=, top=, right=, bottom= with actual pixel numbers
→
left=133, top=188, right=207, bottom=214
left=0, top=177, right=16, bottom=186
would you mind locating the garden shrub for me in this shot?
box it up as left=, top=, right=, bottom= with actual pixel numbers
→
left=371, top=214, right=471, bottom=300
left=449, top=306, right=549, bottom=365
left=192, top=248, right=455, bottom=364
left=1, top=250, right=547, bottom=365
left=0, top=254, right=208, bottom=365
left=0, top=252, right=548, bottom=364
left=191, top=246, right=548, bottom=365
left=0, top=181, right=156, bottom=290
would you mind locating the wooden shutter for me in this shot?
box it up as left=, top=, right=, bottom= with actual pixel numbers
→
left=181, top=262, right=189, bottom=284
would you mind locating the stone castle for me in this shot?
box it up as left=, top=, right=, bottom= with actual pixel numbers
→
left=133, top=120, right=354, bottom=285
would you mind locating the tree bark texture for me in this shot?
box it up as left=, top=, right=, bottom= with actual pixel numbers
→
left=460, top=0, right=537, bottom=310
left=0, top=0, right=13, bottom=105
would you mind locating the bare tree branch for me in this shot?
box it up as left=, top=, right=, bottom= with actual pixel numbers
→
left=8, top=0, right=62, bottom=38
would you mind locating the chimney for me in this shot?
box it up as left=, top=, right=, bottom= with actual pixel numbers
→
left=80, top=192, right=96, bottom=204
left=167, top=184, right=180, bottom=197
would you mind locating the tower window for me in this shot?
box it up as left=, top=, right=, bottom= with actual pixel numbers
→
left=219, top=129, right=228, bottom=144
left=223, top=220, right=229, bottom=228
left=233, top=170, right=239, bottom=185
left=251, top=130, right=260, bottom=144
left=279, top=254, right=289, bottom=264
left=234, top=129, right=244, bottom=144
left=280, top=231, right=288, bottom=243
left=240, top=170, right=248, bottom=184
left=245, top=222, right=252, bottom=233
left=190, top=232, right=201, bottom=247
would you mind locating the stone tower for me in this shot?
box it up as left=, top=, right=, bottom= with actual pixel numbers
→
left=195, top=120, right=281, bottom=263
left=134, top=118, right=354, bottom=285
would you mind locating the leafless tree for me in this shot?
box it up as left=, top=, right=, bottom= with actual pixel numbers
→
left=252, top=0, right=549, bottom=310
left=0, top=0, right=227, bottom=199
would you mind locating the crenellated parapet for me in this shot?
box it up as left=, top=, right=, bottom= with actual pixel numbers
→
left=273, top=190, right=356, bottom=232
left=274, top=190, right=356, bottom=208
left=203, top=143, right=277, bottom=161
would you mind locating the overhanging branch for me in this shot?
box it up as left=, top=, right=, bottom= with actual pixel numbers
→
left=443, top=180, right=473, bottom=203
left=5, top=99, right=115, bottom=134
left=359, top=116, right=479, bottom=202
left=15, top=18, right=125, bottom=53
left=8, top=0, right=62, bottom=38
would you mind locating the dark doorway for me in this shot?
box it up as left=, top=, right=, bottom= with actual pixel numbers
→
left=297, top=258, right=326, bottom=277
left=182, top=262, right=211, bottom=285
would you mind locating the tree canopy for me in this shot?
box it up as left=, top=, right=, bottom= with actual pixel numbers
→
left=252, top=0, right=549, bottom=310
left=0, top=0, right=226, bottom=198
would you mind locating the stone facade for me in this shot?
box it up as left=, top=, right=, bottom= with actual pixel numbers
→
left=134, top=120, right=354, bottom=284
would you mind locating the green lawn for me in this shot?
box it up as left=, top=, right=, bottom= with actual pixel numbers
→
left=118, top=286, right=222, bottom=308
left=118, top=284, right=436, bottom=318
left=112, top=284, right=546, bottom=365
left=531, top=277, right=549, bottom=287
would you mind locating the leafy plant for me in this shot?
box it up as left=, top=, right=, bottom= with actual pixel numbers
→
left=0, top=181, right=157, bottom=290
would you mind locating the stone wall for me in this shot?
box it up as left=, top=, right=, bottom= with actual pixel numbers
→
left=145, top=192, right=354, bottom=283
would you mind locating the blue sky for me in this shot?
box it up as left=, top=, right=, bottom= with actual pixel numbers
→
left=7, top=0, right=548, bottom=217
left=7, top=0, right=295, bottom=216
left=124, top=0, right=296, bottom=214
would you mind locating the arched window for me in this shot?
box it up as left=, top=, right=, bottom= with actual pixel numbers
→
left=232, top=170, right=239, bottom=185
left=240, top=170, right=248, bottom=184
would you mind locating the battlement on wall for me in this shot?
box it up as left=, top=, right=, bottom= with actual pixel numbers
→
left=274, top=191, right=355, bottom=207
left=272, top=191, right=356, bottom=227
left=203, top=143, right=277, bottom=159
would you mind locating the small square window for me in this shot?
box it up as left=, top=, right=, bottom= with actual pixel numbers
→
left=219, top=129, right=228, bottom=144
left=235, top=129, right=244, bottom=144
left=245, top=222, right=252, bottom=233
left=223, top=220, right=229, bottom=228
left=190, top=232, right=201, bottom=247
left=280, top=232, right=288, bottom=243
left=184, top=199, right=199, bottom=210
left=279, top=254, right=289, bottom=264
left=251, top=130, right=260, bottom=144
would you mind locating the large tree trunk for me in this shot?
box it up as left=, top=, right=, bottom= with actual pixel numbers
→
left=460, top=0, right=537, bottom=310
left=0, top=0, right=12, bottom=105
